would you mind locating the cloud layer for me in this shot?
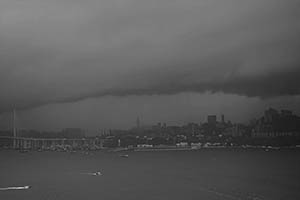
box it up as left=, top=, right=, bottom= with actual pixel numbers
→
left=1, top=0, right=300, bottom=113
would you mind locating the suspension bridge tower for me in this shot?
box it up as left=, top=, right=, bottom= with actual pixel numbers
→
left=12, top=108, right=17, bottom=149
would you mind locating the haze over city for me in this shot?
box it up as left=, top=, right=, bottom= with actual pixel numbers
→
left=0, top=0, right=300, bottom=131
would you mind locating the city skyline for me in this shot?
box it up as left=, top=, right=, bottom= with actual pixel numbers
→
left=1, top=105, right=299, bottom=133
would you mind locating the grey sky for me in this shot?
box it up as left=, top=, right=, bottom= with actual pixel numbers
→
left=0, top=0, right=299, bottom=130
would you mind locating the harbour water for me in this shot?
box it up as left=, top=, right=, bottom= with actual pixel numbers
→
left=0, top=149, right=300, bottom=200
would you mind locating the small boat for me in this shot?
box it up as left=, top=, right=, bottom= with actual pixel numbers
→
left=0, top=186, right=31, bottom=191
left=93, top=171, right=102, bottom=176
left=81, top=171, right=102, bottom=176
left=120, top=154, right=129, bottom=158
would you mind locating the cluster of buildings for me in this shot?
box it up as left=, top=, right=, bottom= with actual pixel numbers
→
left=251, top=108, right=300, bottom=138
left=102, top=108, right=300, bottom=148
left=0, top=108, right=300, bottom=150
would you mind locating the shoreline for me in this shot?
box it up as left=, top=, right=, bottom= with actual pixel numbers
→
left=1, top=145, right=300, bottom=153
left=133, top=146, right=300, bottom=152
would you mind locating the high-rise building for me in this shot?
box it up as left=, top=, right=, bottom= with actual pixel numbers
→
left=136, top=117, right=140, bottom=128
left=264, top=108, right=278, bottom=123
left=207, top=115, right=217, bottom=126
left=281, top=110, right=292, bottom=116
left=62, top=128, right=85, bottom=138
left=221, top=114, right=225, bottom=124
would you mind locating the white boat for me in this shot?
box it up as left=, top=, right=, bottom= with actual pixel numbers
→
left=81, top=171, right=102, bottom=176
left=92, top=171, right=102, bottom=176
left=0, top=186, right=31, bottom=191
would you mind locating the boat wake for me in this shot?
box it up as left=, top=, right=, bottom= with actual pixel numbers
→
left=0, top=186, right=31, bottom=191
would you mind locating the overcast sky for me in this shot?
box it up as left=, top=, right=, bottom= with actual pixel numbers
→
left=0, top=0, right=300, bottom=132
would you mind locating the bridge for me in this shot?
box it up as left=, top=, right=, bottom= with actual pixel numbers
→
left=0, top=136, right=103, bottom=150
left=0, top=109, right=104, bottom=150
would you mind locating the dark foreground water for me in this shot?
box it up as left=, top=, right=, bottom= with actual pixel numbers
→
left=0, top=149, right=300, bottom=200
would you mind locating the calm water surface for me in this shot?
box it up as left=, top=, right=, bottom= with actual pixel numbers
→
left=0, top=149, right=300, bottom=200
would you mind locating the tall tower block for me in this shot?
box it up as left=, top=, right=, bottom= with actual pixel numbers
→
left=136, top=117, right=140, bottom=128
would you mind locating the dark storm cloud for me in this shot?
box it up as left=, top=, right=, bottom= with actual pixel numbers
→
left=0, top=0, right=300, bottom=113
left=1, top=64, right=299, bottom=114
